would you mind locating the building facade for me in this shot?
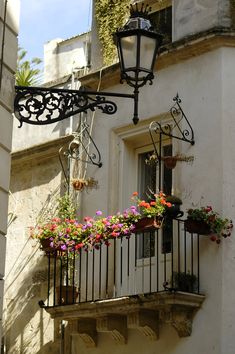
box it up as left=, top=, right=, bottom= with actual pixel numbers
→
left=0, top=0, right=19, bottom=349
left=4, top=0, right=235, bottom=354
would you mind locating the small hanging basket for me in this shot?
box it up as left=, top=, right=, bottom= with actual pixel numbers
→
left=161, top=156, right=178, bottom=169
left=72, top=179, right=87, bottom=191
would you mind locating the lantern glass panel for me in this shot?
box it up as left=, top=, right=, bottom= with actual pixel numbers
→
left=139, top=35, right=157, bottom=71
left=120, top=35, right=137, bottom=70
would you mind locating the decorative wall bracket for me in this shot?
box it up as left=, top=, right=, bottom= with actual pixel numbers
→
left=66, top=123, right=102, bottom=168
left=14, top=86, right=134, bottom=127
left=149, top=94, right=195, bottom=161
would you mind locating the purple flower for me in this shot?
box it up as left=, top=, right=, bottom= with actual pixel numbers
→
left=61, top=244, right=67, bottom=251
left=96, top=210, right=102, bottom=216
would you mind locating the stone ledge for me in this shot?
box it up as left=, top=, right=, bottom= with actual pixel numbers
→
left=11, top=135, right=73, bottom=167
left=45, top=292, right=205, bottom=344
left=45, top=292, right=205, bottom=320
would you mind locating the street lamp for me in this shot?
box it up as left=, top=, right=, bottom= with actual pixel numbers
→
left=14, top=4, right=163, bottom=126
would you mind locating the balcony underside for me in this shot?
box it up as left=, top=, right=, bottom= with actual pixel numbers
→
left=45, top=291, right=205, bottom=346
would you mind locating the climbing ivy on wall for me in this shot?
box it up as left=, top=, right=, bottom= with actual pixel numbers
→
left=95, top=0, right=130, bottom=66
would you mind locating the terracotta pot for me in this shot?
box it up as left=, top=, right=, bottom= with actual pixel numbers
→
left=162, top=156, right=177, bottom=169
left=40, top=239, right=65, bottom=256
left=40, top=239, right=52, bottom=251
left=56, top=285, right=79, bottom=305
left=185, top=219, right=211, bottom=235
left=72, top=179, right=86, bottom=191
left=133, top=216, right=163, bottom=233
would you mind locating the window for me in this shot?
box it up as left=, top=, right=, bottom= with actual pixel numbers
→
left=138, top=0, right=172, bottom=44
left=150, top=5, right=172, bottom=44
left=136, top=143, right=173, bottom=258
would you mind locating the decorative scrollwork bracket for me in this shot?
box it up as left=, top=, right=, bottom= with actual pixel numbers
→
left=149, top=94, right=195, bottom=160
left=14, top=86, right=135, bottom=127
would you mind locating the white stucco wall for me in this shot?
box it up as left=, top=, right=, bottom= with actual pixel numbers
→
left=73, top=48, right=233, bottom=354
left=8, top=46, right=235, bottom=353
left=44, top=33, right=91, bottom=83
left=0, top=0, right=19, bottom=346
left=173, top=0, right=231, bottom=41
left=7, top=1, right=235, bottom=352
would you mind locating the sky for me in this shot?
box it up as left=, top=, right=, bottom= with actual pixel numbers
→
left=19, top=0, right=92, bottom=61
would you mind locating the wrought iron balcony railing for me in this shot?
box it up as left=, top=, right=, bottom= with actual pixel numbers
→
left=42, top=219, right=202, bottom=308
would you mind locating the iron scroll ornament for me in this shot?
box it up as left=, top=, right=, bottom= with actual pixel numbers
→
left=14, top=86, right=135, bottom=127
left=149, top=93, right=195, bottom=159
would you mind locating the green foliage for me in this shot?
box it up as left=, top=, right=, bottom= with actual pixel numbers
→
left=16, top=47, right=42, bottom=86
left=173, top=272, right=198, bottom=293
left=56, top=194, right=77, bottom=220
left=95, top=0, right=130, bottom=66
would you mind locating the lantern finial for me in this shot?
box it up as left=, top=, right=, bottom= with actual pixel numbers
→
left=130, top=3, right=152, bottom=19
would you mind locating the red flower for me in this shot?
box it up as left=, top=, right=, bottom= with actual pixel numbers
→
left=75, top=243, right=84, bottom=249
left=132, top=192, right=138, bottom=196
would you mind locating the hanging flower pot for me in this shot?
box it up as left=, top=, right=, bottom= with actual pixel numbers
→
left=161, top=156, right=178, bottom=169
left=72, top=179, right=87, bottom=191
left=133, top=216, right=163, bottom=233
left=185, top=219, right=211, bottom=235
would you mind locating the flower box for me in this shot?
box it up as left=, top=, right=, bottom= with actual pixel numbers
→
left=185, top=219, right=211, bottom=235
left=133, top=216, right=163, bottom=233
left=40, top=239, right=65, bottom=256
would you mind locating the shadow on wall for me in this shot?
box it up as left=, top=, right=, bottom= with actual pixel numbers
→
left=4, top=253, right=60, bottom=354
left=4, top=157, right=70, bottom=353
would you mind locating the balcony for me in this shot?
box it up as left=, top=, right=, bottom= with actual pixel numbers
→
left=42, top=219, right=205, bottom=346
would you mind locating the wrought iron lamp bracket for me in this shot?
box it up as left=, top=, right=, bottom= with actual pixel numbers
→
left=14, top=86, right=135, bottom=127
left=149, top=94, right=195, bottom=160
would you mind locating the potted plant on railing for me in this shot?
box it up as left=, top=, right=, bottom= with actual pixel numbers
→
left=172, top=271, right=198, bottom=293
left=185, top=206, right=233, bottom=243
left=30, top=194, right=80, bottom=253
left=56, top=254, right=79, bottom=305
left=79, top=207, right=141, bottom=250
left=131, top=191, right=172, bottom=233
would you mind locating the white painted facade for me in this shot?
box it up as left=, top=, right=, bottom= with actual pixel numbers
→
left=0, top=0, right=19, bottom=348
left=5, top=0, right=235, bottom=353
left=44, top=32, right=91, bottom=83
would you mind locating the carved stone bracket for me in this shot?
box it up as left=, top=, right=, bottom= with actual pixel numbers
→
left=160, top=306, right=194, bottom=337
left=69, top=318, right=97, bottom=348
left=97, top=315, right=127, bottom=344
left=127, top=310, right=159, bottom=341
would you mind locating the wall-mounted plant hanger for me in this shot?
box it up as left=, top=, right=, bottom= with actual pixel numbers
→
left=58, top=120, right=101, bottom=193
left=149, top=94, right=195, bottom=189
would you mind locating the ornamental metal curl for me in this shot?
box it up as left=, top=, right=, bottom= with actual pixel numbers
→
left=66, top=123, right=102, bottom=168
left=14, top=86, right=119, bottom=127
left=149, top=94, right=195, bottom=157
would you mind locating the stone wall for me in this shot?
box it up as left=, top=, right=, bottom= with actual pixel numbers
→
left=4, top=151, right=66, bottom=353
left=0, top=0, right=19, bottom=346
left=173, top=0, right=231, bottom=41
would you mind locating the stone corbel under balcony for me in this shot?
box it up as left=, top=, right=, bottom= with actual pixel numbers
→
left=45, top=291, right=205, bottom=346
